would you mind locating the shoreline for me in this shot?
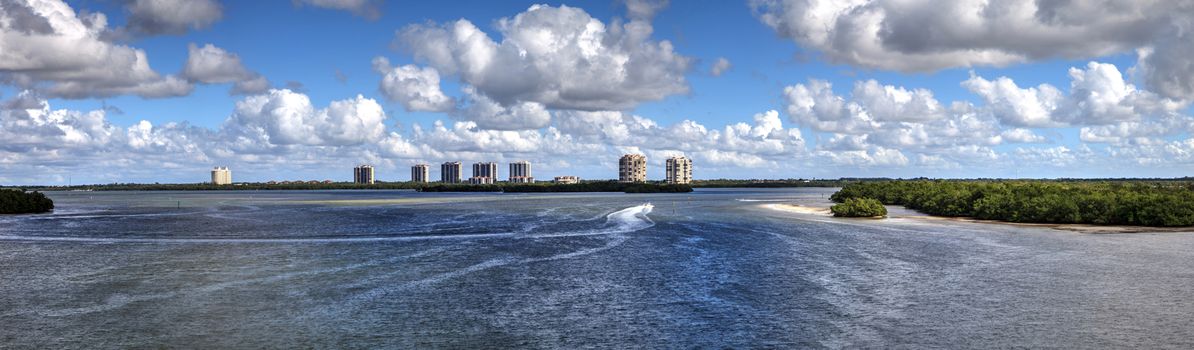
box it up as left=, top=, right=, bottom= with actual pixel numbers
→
left=761, top=203, right=1194, bottom=234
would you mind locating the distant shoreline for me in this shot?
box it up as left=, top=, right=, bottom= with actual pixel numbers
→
left=761, top=203, right=1194, bottom=234
left=4, top=180, right=845, bottom=192
left=15, top=182, right=697, bottom=194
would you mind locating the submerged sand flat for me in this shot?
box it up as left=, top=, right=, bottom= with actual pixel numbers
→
left=761, top=203, right=1194, bottom=234
left=761, top=203, right=832, bottom=216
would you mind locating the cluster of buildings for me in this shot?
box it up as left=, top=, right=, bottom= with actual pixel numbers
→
left=619, top=154, right=692, bottom=184
left=411, top=161, right=544, bottom=184
left=208, top=154, right=693, bottom=185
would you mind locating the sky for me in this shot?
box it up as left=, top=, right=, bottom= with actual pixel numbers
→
left=1, top=0, right=1193, bottom=185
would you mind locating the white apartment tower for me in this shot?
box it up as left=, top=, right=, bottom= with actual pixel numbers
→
left=441, top=162, right=462, bottom=183
left=619, top=154, right=647, bottom=183
left=509, top=161, right=533, bottom=183
left=666, top=156, right=693, bottom=184
left=470, top=162, right=498, bottom=184
left=411, top=164, right=430, bottom=183
left=353, top=165, right=375, bottom=184
left=211, top=166, right=232, bottom=185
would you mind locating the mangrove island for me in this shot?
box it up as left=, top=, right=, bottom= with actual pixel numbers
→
left=0, top=189, right=54, bottom=214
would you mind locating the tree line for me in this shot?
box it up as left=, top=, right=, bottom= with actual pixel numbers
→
left=0, top=189, right=54, bottom=214
left=830, top=180, right=1194, bottom=227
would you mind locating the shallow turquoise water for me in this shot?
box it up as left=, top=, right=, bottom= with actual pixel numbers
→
left=1, top=188, right=1192, bottom=348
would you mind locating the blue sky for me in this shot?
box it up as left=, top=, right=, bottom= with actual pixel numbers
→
left=1, top=0, right=1192, bottom=184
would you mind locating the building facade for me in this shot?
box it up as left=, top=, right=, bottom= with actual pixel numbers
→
left=411, top=164, right=429, bottom=183
left=441, top=162, right=462, bottom=183
left=470, top=162, right=498, bottom=184
left=553, top=176, right=580, bottom=184
left=211, top=166, right=232, bottom=185
left=665, top=156, right=693, bottom=184
left=619, top=154, right=647, bottom=183
left=468, top=176, right=495, bottom=184
left=353, top=165, right=375, bottom=184
left=509, top=161, right=533, bottom=183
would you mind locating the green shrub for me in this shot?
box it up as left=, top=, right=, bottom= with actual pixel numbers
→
left=831, top=197, right=888, bottom=218
left=0, top=189, right=54, bottom=214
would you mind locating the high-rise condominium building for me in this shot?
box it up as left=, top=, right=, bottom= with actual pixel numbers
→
left=211, top=166, right=232, bottom=185
left=553, top=176, right=580, bottom=184
left=619, top=154, right=647, bottom=183
left=470, top=162, right=498, bottom=184
left=441, top=162, right=462, bottom=183
left=509, top=161, right=533, bottom=183
left=666, top=156, right=693, bottom=184
left=411, top=164, right=430, bottom=183
left=353, top=164, right=375, bottom=184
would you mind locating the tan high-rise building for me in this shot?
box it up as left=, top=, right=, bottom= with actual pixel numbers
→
left=619, top=154, right=646, bottom=183
left=353, top=165, right=375, bottom=184
left=211, top=166, right=232, bottom=185
left=441, top=162, right=462, bottom=183
left=411, top=164, right=430, bottom=183
left=666, top=156, right=693, bottom=184
left=509, top=161, right=533, bottom=183
left=470, top=162, right=498, bottom=184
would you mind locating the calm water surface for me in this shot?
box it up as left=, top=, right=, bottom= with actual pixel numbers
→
left=2, top=188, right=1192, bottom=348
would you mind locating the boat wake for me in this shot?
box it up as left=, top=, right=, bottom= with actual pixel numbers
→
left=347, top=204, right=655, bottom=304
left=528, top=203, right=654, bottom=238
left=0, top=204, right=655, bottom=243
left=0, top=233, right=517, bottom=244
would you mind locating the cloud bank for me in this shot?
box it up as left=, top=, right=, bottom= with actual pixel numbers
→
left=751, top=0, right=1194, bottom=100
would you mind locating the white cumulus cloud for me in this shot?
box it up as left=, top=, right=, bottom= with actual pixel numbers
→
left=221, top=89, right=386, bottom=148
left=751, top=0, right=1194, bottom=100
left=396, top=4, right=692, bottom=112
left=0, top=0, right=192, bottom=98
left=182, top=43, right=270, bottom=94
left=372, top=57, right=454, bottom=112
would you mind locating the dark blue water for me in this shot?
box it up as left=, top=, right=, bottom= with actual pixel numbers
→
left=2, top=189, right=1192, bottom=348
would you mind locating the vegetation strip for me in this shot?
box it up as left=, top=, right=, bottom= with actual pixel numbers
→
left=830, top=180, right=1194, bottom=227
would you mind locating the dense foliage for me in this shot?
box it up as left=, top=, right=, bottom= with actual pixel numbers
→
left=831, top=180, right=1194, bottom=227
left=831, top=198, right=888, bottom=217
left=0, top=189, right=54, bottom=214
